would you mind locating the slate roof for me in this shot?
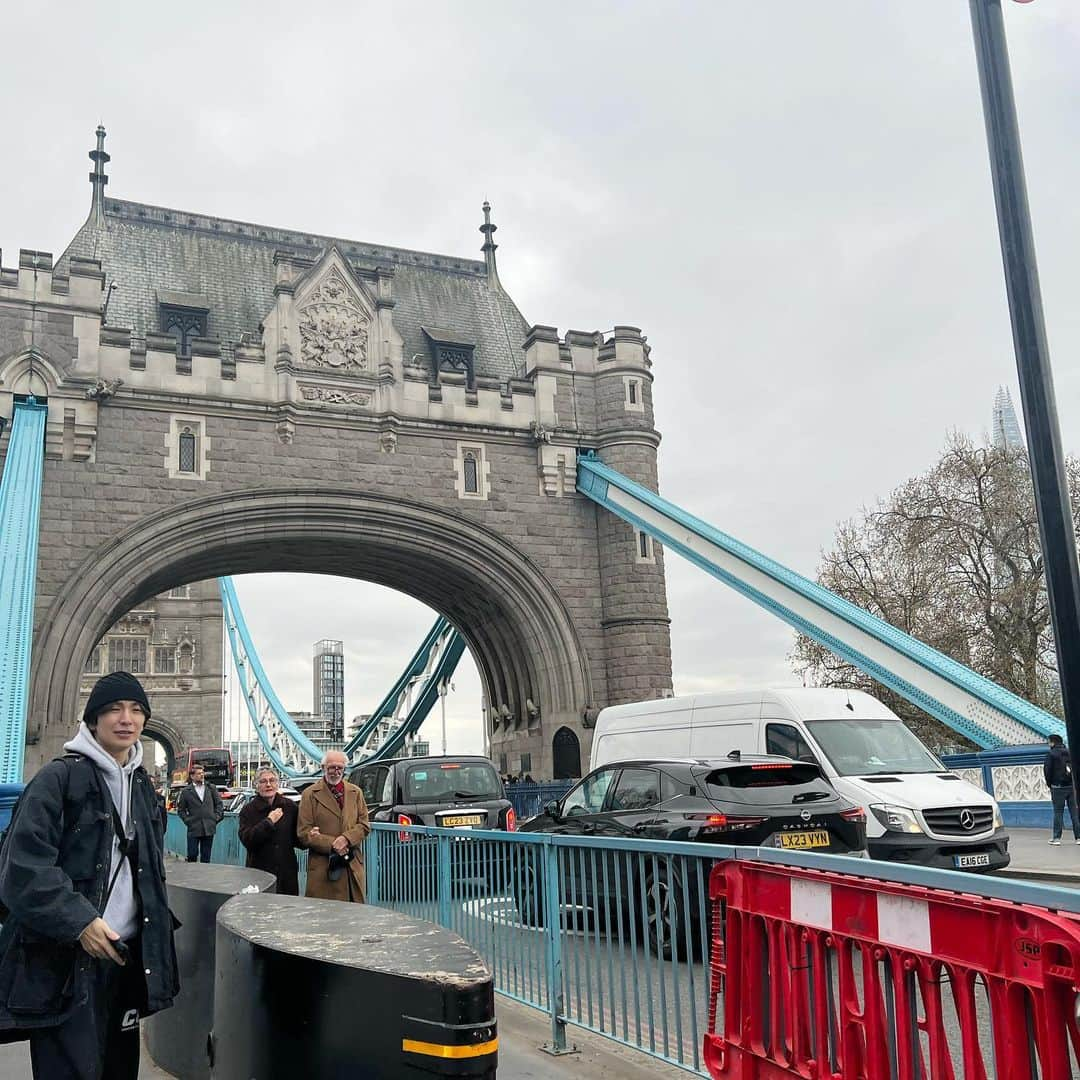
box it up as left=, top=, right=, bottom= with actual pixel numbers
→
left=58, top=198, right=530, bottom=382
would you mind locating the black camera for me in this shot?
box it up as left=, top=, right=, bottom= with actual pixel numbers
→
left=327, top=849, right=353, bottom=881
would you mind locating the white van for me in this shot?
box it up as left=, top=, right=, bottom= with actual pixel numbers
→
left=591, top=688, right=1008, bottom=872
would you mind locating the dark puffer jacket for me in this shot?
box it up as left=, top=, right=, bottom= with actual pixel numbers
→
left=0, top=755, right=179, bottom=1035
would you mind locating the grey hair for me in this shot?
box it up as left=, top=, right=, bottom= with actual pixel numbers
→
left=321, top=751, right=347, bottom=766
left=255, top=767, right=278, bottom=781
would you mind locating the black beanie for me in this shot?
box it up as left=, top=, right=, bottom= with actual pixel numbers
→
left=83, top=670, right=152, bottom=727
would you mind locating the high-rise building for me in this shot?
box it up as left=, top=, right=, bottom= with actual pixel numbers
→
left=313, top=639, right=344, bottom=741
left=992, top=386, right=1024, bottom=450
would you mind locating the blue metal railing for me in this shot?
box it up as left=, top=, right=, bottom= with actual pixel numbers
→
left=0, top=399, right=48, bottom=784
left=506, top=781, right=574, bottom=821
left=367, top=822, right=1080, bottom=1073
left=164, top=811, right=309, bottom=889
left=943, top=743, right=1053, bottom=827
left=165, top=809, right=1080, bottom=1075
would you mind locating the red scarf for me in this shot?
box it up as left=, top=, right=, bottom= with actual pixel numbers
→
left=329, top=780, right=345, bottom=809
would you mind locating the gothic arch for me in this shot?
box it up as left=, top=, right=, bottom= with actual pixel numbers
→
left=27, top=487, right=595, bottom=766
left=0, top=347, right=63, bottom=398
left=552, top=726, right=582, bottom=780
left=141, top=716, right=184, bottom=778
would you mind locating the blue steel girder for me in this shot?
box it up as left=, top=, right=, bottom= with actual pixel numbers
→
left=577, top=453, right=1064, bottom=749
left=0, top=399, right=48, bottom=783
left=219, top=577, right=468, bottom=777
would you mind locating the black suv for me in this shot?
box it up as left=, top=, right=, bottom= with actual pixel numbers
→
left=520, top=755, right=866, bottom=851
left=516, top=755, right=866, bottom=957
left=351, top=755, right=515, bottom=832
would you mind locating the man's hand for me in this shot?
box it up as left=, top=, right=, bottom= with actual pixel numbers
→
left=79, top=917, right=124, bottom=965
left=332, top=834, right=350, bottom=856
left=309, top=826, right=321, bottom=837
left=268, top=808, right=284, bottom=824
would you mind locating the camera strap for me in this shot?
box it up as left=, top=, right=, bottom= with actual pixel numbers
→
left=102, top=801, right=137, bottom=913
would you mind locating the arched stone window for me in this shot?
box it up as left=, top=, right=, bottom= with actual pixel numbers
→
left=178, top=642, right=194, bottom=675
left=178, top=429, right=197, bottom=473
left=455, top=442, right=490, bottom=500
left=552, top=726, right=582, bottom=780
left=463, top=452, right=479, bottom=495
left=636, top=529, right=655, bottom=564
left=166, top=414, right=211, bottom=480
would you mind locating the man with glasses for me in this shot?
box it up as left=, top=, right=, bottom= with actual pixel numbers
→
left=237, top=768, right=301, bottom=895
left=297, top=751, right=370, bottom=902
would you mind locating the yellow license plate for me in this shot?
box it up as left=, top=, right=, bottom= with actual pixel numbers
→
left=441, top=815, right=484, bottom=828
left=780, top=830, right=830, bottom=850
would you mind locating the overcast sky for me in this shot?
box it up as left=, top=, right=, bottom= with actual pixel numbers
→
left=3, top=2, right=1078, bottom=759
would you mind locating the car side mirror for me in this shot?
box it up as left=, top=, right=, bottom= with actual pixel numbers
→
left=544, top=800, right=562, bottom=821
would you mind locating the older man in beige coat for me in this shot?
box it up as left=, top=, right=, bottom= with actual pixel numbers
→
left=297, top=750, right=371, bottom=902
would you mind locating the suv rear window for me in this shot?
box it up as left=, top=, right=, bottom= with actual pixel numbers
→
left=700, top=763, right=835, bottom=804
left=405, top=763, right=503, bottom=803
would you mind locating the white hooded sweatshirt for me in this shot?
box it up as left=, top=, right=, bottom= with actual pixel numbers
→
left=64, top=722, right=142, bottom=941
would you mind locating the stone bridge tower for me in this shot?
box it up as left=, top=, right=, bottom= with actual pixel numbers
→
left=0, top=128, right=673, bottom=779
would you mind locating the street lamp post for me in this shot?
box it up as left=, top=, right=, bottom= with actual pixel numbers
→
left=968, top=0, right=1080, bottom=805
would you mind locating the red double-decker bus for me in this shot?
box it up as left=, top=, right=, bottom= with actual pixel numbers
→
left=172, top=747, right=234, bottom=788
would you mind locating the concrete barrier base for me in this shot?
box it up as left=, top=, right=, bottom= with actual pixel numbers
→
left=212, top=895, right=497, bottom=1079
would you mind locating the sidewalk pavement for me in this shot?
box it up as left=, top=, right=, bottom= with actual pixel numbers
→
left=0, top=996, right=688, bottom=1078
left=999, top=825, right=1080, bottom=886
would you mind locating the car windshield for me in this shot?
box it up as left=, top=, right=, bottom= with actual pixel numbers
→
left=805, top=719, right=942, bottom=777
left=405, top=763, right=502, bottom=803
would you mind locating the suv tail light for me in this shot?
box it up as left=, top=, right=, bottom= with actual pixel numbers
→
left=841, top=807, right=867, bottom=824
left=398, top=813, right=414, bottom=842
left=688, top=813, right=767, bottom=833
left=505, top=807, right=517, bottom=832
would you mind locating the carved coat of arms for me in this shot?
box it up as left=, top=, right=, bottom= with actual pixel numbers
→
left=298, top=271, right=370, bottom=371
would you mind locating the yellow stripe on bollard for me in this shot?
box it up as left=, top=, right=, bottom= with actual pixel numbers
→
left=401, top=1037, right=498, bottom=1059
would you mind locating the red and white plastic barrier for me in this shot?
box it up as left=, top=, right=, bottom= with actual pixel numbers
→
left=704, top=860, right=1080, bottom=1079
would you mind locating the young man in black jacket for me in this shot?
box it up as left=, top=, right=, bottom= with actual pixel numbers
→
left=1043, top=733, right=1079, bottom=845
left=0, top=671, right=179, bottom=1079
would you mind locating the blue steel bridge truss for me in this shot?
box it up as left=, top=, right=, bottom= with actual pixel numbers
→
left=0, top=400, right=48, bottom=784
left=576, top=452, right=1064, bottom=749
left=220, top=577, right=466, bottom=780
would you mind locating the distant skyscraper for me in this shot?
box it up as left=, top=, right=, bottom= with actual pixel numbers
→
left=313, top=640, right=344, bottom=741
left=992, top=386, right=1024, bottom=450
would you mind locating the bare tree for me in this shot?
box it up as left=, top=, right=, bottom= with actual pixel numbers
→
left=792, top=435, right=1080, bottom=750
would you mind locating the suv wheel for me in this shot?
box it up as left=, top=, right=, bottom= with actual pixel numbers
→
left=645, top=866, right=687, bottom=960
left=515, top=861, right=545, bottom=928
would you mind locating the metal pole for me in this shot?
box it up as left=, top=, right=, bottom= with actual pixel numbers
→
left=439, top=681, right=447, bottom=756
left=969, top=0, right=1080, bottom=805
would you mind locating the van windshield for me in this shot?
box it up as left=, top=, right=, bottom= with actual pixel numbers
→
left=805, top=719, right=942, bottom=777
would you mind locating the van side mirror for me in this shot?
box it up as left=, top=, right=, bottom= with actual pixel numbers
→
left=544, top=800, right=562, bottom=821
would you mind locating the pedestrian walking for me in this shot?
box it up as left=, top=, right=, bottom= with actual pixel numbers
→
left=0, top=670, right=179, bottom=1079
left=176, top=763, right=224, bottom=862
left=297, top=751, right=370, bottom=903
left=238, top=768, right=301, bottom=895
left=1044, top=733, right=1079, bottom=845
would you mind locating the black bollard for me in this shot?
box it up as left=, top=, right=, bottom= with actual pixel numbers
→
left=211, top=894, right=497, bottom=1079
left=145, top=862, right=276, bottom=1079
